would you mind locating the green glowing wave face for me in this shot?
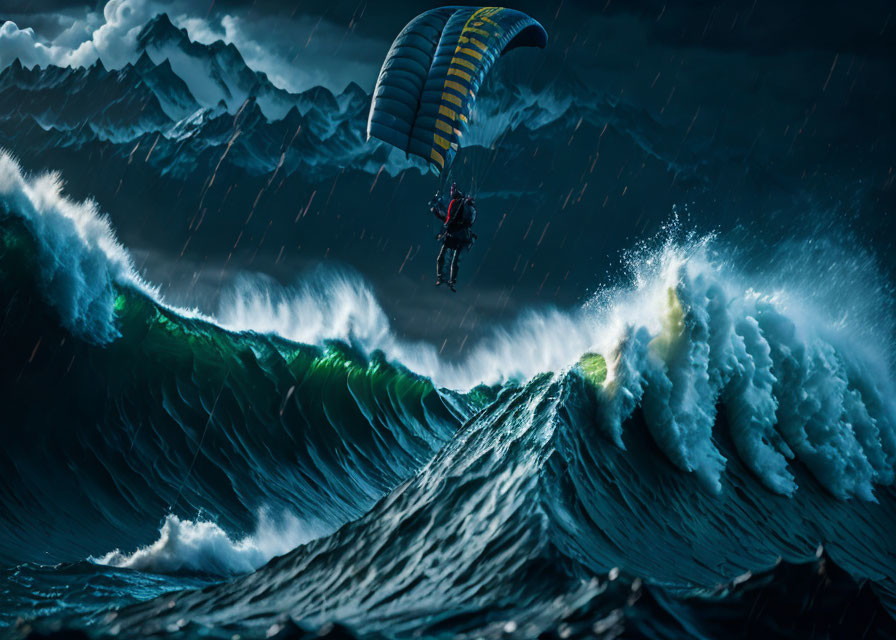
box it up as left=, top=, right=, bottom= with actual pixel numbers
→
left=0, top=219, right=464, bottom=563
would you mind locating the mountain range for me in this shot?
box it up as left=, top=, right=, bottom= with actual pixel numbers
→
left=0, top=13, right=609, bottom=183
left=0, top=16, right=382, bottom=180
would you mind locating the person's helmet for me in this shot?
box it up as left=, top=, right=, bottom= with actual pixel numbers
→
left=449, top=182, right=459, bottom=198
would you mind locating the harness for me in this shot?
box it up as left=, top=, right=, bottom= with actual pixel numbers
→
left=445, top=197, right=466, bottom=229
left=440, top=197, right=475, bottom=249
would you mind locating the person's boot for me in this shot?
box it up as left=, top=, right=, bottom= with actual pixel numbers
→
left=435, top=276, right=444, bottom=286
left=447, top=281, right=456, bottom=292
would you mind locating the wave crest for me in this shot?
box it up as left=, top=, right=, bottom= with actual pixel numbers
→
left=0, top=151, right=149, bottom=342
left=94, top=512, right=315, bottom=576
left=589, top=238, right=896, bottom=499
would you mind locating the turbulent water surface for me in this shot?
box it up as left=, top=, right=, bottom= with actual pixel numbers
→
left=2, top=151, right=896, bottom=639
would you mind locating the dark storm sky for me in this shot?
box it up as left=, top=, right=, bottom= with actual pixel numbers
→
left=3, top=1, right=893, bottom=91
left=1, top=1, right=894, bottom=354
left=4, top=1, right=892, bottom=155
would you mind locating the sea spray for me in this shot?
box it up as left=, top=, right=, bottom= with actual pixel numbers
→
left=94, top=511, right=318, bottom=576
left=0, top=151, right=147, bottom=342
left=581, top=234, right=896, bottom=498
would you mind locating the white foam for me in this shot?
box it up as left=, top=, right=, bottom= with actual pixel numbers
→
left=214, top=270, right=598, bottom=391
left=589, top=234, right=896, bottom=499
left=0, top=150, right=155, bottom=343
left=94, top=511, right=315, bottom=576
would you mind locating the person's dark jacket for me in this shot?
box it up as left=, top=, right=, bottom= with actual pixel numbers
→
left=432, top=196, right=476, bottom=248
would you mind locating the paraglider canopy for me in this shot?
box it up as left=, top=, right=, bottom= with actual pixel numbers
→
left=367, top=7, right=548, bottom=179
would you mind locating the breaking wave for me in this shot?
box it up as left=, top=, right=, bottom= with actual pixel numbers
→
left=94, top=512, right=315, bottom=576
left=0, top=151, right=463, bottom=568
left=214, top=227, right=896, bottom=501
left=0, top=150, right=148, bottom=343
left=584, top=230, right=896, bottom=499
left=2, top=150, right=896, bottom=637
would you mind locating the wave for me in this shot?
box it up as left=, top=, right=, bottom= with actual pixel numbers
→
left=587, top=231, right=896, bottom=499
left=84, top=233, right=896, bottom=635
left=0, top=149, right=588, bottom=392
left=0, top=150, right=150, bottom=343
left=102, top=368, right=896, bottom=638
left=216, top=270, right=606, bottom=391
left=2, top=151, right=896, bottom=637
left=94, top=511, right=313, bottom=576
left=0, top=152, right=464, bottom=566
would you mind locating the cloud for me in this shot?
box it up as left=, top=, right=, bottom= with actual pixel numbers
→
left=1, top=0, right=386, bottom=92
left=0, top=21, right=54, bottom=68
left=0, top=0, right=161, bottom=69
left=84, top=0, right=160, bottom=66
left=53, top=11, right=103, bottom=49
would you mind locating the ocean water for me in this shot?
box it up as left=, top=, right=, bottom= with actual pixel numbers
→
left=1, top=151, right=895, bottom=639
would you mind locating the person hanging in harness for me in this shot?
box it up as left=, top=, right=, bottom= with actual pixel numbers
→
left=430, top=183, right=477, bottom=292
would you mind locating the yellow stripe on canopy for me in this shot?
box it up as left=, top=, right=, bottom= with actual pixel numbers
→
left=370, top=5, right=546, bottom=176
left=435, top=119, right=453, bottom=134
left=451, top=56, right=477, bottom=71
left=445, top=80, right=468, bottom=95
left=459, top=36, right=489, bottom=51
left=447, top=68, right=472, bottom=83
left=441, top=91, right=462, bottom=107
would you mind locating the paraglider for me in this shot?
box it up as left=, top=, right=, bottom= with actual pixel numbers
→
left=431, top=182, right=477, bottom=291
left=367, top=6, right=548, bottom=290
